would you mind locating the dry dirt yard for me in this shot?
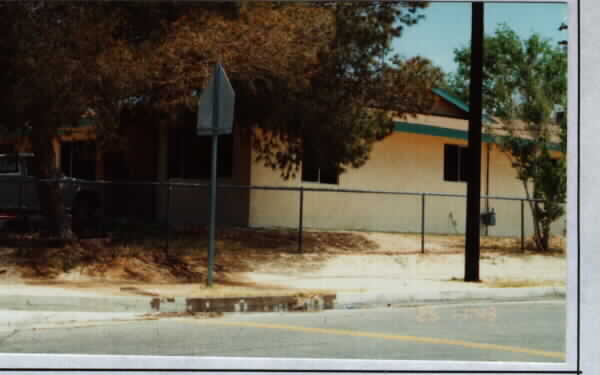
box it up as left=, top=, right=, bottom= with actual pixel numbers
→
left=241, top=230, right=566, bottom=293
left=0, top=228, right=566, bottom=297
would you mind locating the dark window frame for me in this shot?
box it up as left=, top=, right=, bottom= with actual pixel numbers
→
left=0, top=154, right=19, bottom=174
left=60, top=141, right=97, bottom=179
left=301, top=138, right=339, bottom=185
left=444, top=144, right=468, bottom=183
left=168, top=125, right=233, bottom=180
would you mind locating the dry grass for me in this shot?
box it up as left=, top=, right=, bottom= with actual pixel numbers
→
left=5, top=227, right=378, bottom=284
left=483, top=279, right=565, bottom=288
left=419, top=234, right=566, bottom=256
left=447, top=277, right=564, bottom=288
left=2, top=227, right=566, bottom=290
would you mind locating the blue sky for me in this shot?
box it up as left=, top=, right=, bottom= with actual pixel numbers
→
left=391, top=2, right=568, bottom=74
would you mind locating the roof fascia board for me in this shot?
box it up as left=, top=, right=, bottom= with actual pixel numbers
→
left=393, top=121, right=561, bottom=151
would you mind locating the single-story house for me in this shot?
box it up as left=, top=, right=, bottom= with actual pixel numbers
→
left=0, top=89, right=566, bottom=237
left=235, top=89, right=566, bottom=237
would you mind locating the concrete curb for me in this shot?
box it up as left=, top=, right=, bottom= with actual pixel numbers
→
left=0, top=294, right=336, bottom=314
left=0, top=294, right=170, bottom=313
left=0, top=287, right=565, bottom=314
left=335, top=286, right=566, bottom=309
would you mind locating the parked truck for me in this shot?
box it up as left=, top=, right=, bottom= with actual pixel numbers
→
left=0, top=152, right=103, bottom=235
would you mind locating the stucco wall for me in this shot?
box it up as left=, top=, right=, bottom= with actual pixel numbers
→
left=248, top=130, right=567, bottom=237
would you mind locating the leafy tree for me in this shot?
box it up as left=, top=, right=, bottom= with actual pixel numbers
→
left=447, top=24, right=567, bottom=251
left=249, top=2, right=444, bottom=178
left=0, top=2, right=330, bottom=238
left=127, top=2, right=443, bottom=179
left=0, top=2, right=141, bottom=239
left=0, top=2, right=442, bottom=237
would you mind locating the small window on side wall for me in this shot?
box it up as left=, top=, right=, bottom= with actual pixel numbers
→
left=444, top=144, right=468, bottom=182
left=168, top=125, right=233, bottom=179
left=302, top=139, right=339, bottom=185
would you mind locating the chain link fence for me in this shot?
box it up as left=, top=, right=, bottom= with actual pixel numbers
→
left=0, top=179, right=565, bottom=253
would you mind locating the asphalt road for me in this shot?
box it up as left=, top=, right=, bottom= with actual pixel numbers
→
left=0, top=300, right=565, bottom=362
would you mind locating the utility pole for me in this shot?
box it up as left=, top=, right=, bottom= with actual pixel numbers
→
left=465, top=2, right=484, bottom=282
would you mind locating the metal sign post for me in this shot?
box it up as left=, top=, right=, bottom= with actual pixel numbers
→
left=197, top=64, right=235, bottom=286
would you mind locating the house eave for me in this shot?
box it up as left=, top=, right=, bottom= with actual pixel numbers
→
left=393, top=121, right=561, bottom=152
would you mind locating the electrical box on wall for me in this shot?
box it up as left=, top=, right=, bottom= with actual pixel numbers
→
left=481, top=209, right=496, bottom=226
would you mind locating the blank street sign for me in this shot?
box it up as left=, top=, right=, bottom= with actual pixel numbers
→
left=197, top=64, right=235, bottom=135
left=196, top=63, right=236, bottom=287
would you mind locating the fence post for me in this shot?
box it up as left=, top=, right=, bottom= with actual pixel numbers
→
left=520, top=199, right=525, bottom=251
left=18, top=179, right=23, bottom=210
left=421, top=193, right=425, bottom=254
left=99, top=181, right=105, bottom=236
left=166, top=182, right=171, bottom=255
left=17, top=179, right=24, bottom=256
left=298, top=186, right=304, bottom=253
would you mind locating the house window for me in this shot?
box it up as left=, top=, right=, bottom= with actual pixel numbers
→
left=302, top=139, right=338, bottom=185
left=0, top=154, right=18, bottom=174
left=24, top=156, right=35, bottom=177
left=0, top=144, right=15, bottom=154
left=168, top=126, right=233, bottom=179
left=60, top=141, right=96, bottom=180
left=444, top=144, right=468, bottom=182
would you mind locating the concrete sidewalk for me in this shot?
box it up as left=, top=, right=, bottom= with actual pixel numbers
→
left=0, top=280, right=565, bottom=314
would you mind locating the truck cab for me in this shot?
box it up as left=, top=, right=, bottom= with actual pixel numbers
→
left=0, top=153, right=39, bottom=211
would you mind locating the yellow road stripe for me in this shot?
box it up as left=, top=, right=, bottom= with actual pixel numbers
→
left=187, top=319, right=565, bottom=360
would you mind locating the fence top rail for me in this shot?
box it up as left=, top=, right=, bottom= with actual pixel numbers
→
left=7, top=178, right=550, bottom=202
left=225, top=185, right=544, bottom=202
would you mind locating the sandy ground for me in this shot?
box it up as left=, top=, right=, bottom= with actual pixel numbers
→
left=245, top=253, right=565, bottom=292
left=244, top=232, right=566, bottom=293
left=0, top=231, right=566, bottom=297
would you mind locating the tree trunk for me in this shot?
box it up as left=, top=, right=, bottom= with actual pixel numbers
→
left=521, top=181, right=550, bottom=252
left=540, top=219, right=551, bottom=252
left=532, top=203, right=550, bottom=252
left=31, top=126, right=73, bottom=240
left=522, top=182, right=538, bottom=248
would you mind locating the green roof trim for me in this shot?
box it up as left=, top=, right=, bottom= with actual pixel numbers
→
left=78, top=118, right=96, bottom=127
left=432, top=88, right=469, bottom=113
left=393, top=121, right=561, bottom=151
left=57, top=119, right=96, bottom=135
left=394, top=121, right=471, bottom=141
left=432, top=88, right=496, bottom=124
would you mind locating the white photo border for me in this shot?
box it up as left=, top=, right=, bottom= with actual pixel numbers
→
left=0, top=0, right=592, bottom=374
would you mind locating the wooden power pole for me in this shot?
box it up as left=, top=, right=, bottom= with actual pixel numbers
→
left=465, top=2, right=484, bottom=282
